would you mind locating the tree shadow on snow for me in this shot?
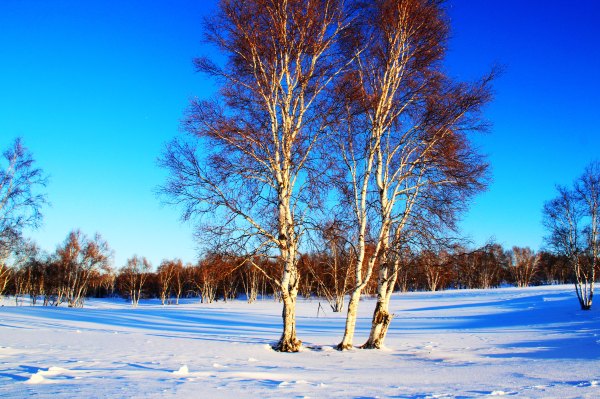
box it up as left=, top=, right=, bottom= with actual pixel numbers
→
left=485, top=335, right=600, bottom=360
left=390, top=290, right=600, bottom=361
left=393, top=292, right=599, bottom=333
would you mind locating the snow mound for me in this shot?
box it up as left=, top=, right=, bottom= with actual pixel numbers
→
left=26, top=373, right=46, bottom=384
left=173, top=365, right=189, bottom=376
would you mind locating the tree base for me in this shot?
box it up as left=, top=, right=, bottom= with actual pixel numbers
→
left=274, top=338, right=302, bottom=352
left=360, top=340, right=383, bottom=349
left=361, top=308, right=392, bottom=349
left=336, top=342, right=353, bottom=351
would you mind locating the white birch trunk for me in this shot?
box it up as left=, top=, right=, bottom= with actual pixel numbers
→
left=338, top=289, right=362, bottom=350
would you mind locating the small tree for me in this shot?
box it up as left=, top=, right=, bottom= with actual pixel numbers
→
left=157, top=259, right=177, bottom=305
left=0, top=138, right=47, bottom=295
left=304, top=220, right=355, bottom=312
left=0, top=254, right=13, bottom=298
left=11, top=241, right=47, bottom=305
left=476, top=243, right=507, bottom=289
left=91, top=264, right=116, bottom=297
left=156, top=260, right=188, bottom=304
left=537, top=251, right=571, bottom=284
left=508, top=246, right=539, bottom=287
left=189, top=254, right=226, bottom=304
left=52, top=231, right=111, bottom=307
left=118, top=256, right=151, bottom=307
left=171, top=261, right=185, bottom=304
left=240, top=259, right=261, bottom=303
left=418, top=249, right=451, bottom=292
left=543, top=161, right=600, bottom=310
left=10, top=240, right=39, bottom=305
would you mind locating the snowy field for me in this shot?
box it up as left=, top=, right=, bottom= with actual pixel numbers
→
left=1, top=285, right=599, bottom=399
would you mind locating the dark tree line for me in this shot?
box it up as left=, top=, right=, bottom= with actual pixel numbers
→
left=1, top=239, right=577, bottom=306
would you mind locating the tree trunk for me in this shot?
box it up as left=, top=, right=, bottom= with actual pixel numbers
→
left=275, top=287, right=302, bottom=352
left=361, top=299, right=392, bottom=349
left=575, top=281, right=593, bottom=310
left=332, top=294, right=344, bottom=313
left=337, top=289, right=362, bottom=350
left=362, top=260, right=398, bottom=349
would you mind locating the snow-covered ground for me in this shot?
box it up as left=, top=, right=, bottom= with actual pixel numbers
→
left=1, top=285, right=598, bottom=398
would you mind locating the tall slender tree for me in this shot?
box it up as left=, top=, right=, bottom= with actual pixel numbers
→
left=161, top=0, right=350, bottom=351
left=332, top=0, right=492, bottom=349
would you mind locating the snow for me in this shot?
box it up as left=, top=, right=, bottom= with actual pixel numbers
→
left=1, top=285, right=599, bottom=398
left=172, top=365, right=189, bottom=376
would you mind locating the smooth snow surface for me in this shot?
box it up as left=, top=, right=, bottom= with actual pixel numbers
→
left=1, top=285, right=599, bottom=398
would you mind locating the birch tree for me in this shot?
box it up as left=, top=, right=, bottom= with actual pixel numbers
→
left=11, top=240, right=46, bottom=305
left=52, top=230, right=111, bottom=307
left=575, top=162, right=600, bottom=307
left=304, top=219, right=355, bottom=312
left=171, top=261, right=185, bottom=305
left=194, top=263, right=217, bottom=304
left=0, top=138, right=47, bottom=280
left=333, top=0, right=491, bottom=349
left=161, top=0, right=349, bottom=351
left=544, top=161, right=600, bottom=310
left=157, top=259, right=179, bottom=305
left=508, top=246, right=539, bottom=287
left=118, top=256, right=151, bottom=307
left=419, top=249, right=450, bottom=292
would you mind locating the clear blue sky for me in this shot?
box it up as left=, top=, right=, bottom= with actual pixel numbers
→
left=1, top=0, right=598, bottom=268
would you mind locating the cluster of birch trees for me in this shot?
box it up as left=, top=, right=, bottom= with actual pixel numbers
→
left=2, top=230, right=111, bottom=307
left=160, top=0, right=494, bottom=351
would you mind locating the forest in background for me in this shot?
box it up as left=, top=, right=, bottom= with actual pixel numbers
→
left=0, top=234, right=578, bottom=309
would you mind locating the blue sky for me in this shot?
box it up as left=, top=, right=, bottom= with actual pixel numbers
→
left=1, top=0, right=598, bottom=268
left=446, top=0, right=600, bottom=250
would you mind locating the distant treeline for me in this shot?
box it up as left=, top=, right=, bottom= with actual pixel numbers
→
left=0, top=232, right=578, bottom=310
